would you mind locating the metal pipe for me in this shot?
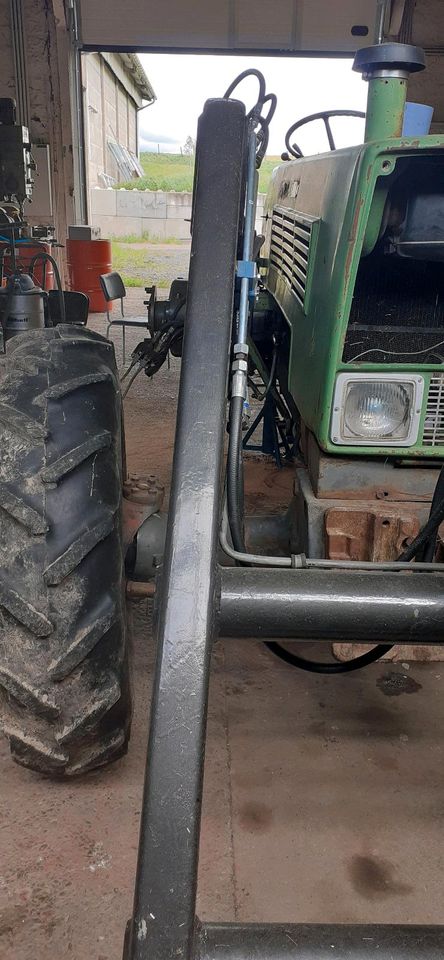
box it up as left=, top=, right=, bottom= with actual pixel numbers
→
left=218, top=567, right=444, bottom=643
left=237, top=127, right=257, bottom=345
left=364, top=73, right=408, bottom=140
left=374, top=0, right=389, bottom=44
left=220, top=503, right=442, bottom=573
left=196, top=921, right=444, bottom=960
left=130, top=507, right=292, bottom=582
left=67, top=0, right=88, bottom=224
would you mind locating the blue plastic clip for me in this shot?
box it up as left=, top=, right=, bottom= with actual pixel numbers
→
left=237, top=259, right=256, bottom=279
left=237, top=259, right=257, bottom=301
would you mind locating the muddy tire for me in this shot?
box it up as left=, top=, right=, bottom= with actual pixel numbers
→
left=0, top=326, right=131, bottom=777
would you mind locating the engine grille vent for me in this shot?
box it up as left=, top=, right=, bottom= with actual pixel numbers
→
left=269, top=207, right=315, bottom=309
left=343, top=254, right=444, bottom=364
left=423, top=375, right=444, bottom=446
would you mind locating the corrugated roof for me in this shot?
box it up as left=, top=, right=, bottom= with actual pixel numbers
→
left=118, top=53, right=156, bottom=104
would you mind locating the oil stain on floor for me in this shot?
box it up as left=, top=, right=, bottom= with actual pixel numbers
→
left=377, top=672, right=422, bottom=697
left=348, top=854, right=413, bottom=900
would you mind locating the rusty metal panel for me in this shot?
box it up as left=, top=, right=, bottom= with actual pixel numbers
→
left=78, top=0, right=378, bottom=53
left=301, top=426, right=441, bottom=502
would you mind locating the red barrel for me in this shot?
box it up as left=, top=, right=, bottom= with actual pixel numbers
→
left=66, top=238, right=112, bottom=313
left=1, top=241, right=55, bottom=290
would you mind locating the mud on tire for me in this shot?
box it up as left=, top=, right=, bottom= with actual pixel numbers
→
left=0, top=326, right=131, bottom=777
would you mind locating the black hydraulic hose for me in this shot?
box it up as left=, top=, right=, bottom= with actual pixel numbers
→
left=409, top=465, right=444, bottom=563
left=397, top=469, right=444, bottom=562
left=264, top=640, right=392, bottom=674
left=29, top=252, right=65, bottom=325
left=223, top=69, right=267, bottom=114
left=223, top=71, right=276, bottom=169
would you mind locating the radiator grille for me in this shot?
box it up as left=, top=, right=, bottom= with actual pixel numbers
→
left=343, top=254, right=444, bottom=364
left=269, top=207, right=314, bottom=309
left=423, top=375, right=444, bottom=446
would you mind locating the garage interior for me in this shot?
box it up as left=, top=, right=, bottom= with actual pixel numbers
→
left=1, top=2, right=444, bottom=960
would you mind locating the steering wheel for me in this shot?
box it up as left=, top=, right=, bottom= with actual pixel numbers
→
left=284, top=109, right=366, bottom=159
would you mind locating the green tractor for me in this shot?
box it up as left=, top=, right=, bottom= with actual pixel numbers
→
left=261, top=41, right=444, bottom=586
left=217, top=40, right=444, bottom=680
left=1, top=39, right=444, bottom=960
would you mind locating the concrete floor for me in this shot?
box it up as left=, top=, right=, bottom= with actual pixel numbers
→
left=1, top=291, right=443, bottom=958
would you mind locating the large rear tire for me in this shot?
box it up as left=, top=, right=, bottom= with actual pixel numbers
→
left=0, top=326, right=131, bottom=777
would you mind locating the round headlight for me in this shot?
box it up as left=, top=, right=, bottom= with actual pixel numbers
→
left=343, top=380, right=411, bottom=439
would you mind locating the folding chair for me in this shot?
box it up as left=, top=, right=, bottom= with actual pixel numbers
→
left=100, top=271, right=149, bottom=365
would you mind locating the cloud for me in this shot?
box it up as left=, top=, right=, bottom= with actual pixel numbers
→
left=139, top=130, right=178, bottom=146
left=138, top=53, right=366, bottom=155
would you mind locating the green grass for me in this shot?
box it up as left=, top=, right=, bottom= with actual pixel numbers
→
left=111, top=240, right=173, bottom=288
left=109, top=231, right=180, bottom=244
left=111, top=242, right=166, bottom=287
left=117, top=152, right=281, bottom=194
left=111, top=244, right=149, bottom=272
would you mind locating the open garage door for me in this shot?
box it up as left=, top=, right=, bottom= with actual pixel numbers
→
left=77, top=0, right=444, bottom=131
left=78, top=0, right=380, bottom=54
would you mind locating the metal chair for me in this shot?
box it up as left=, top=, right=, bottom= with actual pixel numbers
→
left=100, top=271, right=149, bottom=365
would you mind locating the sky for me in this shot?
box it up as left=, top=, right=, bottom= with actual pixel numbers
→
left=138, top=53, right=368, bottom=157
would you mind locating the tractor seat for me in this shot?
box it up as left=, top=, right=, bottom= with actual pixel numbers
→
left=100, top=271, right=149, bottom=366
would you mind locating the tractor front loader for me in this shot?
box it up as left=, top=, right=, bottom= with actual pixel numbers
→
left=1, top=39, right=444, bottom=960
left=122, top=43, right=444, bottom=960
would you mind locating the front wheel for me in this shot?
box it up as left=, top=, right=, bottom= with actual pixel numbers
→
left=0, top=326, right=131, bottom=777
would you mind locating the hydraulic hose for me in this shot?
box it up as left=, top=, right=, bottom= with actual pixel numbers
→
left=264, top=640, right=392, bottom=674
left=402, top=466, right=444, bottom=563
left=29, top=251, right=65, bottom=325
left=226, top=123, right=258, bottom=555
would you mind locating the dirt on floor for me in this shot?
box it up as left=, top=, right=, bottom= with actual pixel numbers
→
left=1, top=292, right=444, bottom=959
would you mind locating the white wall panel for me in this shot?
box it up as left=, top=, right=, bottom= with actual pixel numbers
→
left=78, top=0, right=378, bottom=53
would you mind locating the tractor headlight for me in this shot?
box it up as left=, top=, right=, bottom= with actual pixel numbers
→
left=331, top=374, right=424, bottom=446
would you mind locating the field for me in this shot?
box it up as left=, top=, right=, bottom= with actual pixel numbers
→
left=118, top=151, right=280, bottom=194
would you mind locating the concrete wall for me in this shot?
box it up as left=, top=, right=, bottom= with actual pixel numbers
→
left=90, top=188, right=266, bottom=239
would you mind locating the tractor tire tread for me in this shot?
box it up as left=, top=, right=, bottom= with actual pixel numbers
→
left=0, top=326, right=131, bottom=778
